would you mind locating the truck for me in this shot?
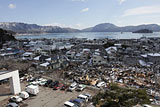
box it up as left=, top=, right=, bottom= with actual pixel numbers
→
left=25, top=85, right=39, bottom=95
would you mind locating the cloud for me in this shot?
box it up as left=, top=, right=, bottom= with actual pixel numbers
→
left=122, top=6, right=160, bottom=17
left=72, top=0, right=87, bottom=2
left=8, top=4, right=16, bottom=9
left=118, top=0, right=126, bottom=4
left=81, top=8, right=89, bottom=13
left=44, top=23, right=67, bottom=27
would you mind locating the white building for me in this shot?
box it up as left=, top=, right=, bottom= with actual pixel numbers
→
left=66, top=50, right=76, bottom=59
left=92, top=52, right=107, bottom=65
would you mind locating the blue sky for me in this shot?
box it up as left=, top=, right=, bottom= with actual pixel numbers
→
left=0, top=0, right=160, bottom=29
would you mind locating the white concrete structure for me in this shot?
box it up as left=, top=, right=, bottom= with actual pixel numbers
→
left=92, top=54, right=107, bottom=65
left=0, top=70, right=21, bottom=94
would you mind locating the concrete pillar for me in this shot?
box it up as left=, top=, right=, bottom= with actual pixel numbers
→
left=0, top=70, right=21, bottom=95
left=9, top=71, right=21, bottom=94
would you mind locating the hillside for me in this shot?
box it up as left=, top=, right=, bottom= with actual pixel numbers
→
left=0, top=28, right=16, bottom=48
left=82, top=23, right=160, bottom=32
left=0, top=22, right=80, bottom=34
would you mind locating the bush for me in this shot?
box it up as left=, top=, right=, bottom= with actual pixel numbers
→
left=92, top=83, right=151, bottom=107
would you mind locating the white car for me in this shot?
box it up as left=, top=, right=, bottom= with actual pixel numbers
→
left=19, top=91, right=29, bottom=99
left=68, top=82, right=77, bottom=91
left=82, top=93, right=92, bottom=100
left=29, top=81, right=39, bottom=85
left=76, top=84, right=86, bottom=91
left=143, top=104, right=152, bottom=107
left=77, top=94, right=89, bottom=102
left=64, top=101, right=78, bottom=107
left=10, top=96, right=23, bottom=103
left=38, top=78, right=47, bottom=86
left=97, top=81, right=106, bottom=88
left=39, top=81, right=47, bottom=86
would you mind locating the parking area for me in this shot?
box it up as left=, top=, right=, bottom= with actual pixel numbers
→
left=0, top=80, right=97, bottom=107
left=25, top=86, right=93, bottom=107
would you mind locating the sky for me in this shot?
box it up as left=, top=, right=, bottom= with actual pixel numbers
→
left=0, top=0, right=160, bottom=29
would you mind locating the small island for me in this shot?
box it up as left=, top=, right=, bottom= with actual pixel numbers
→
left=133, top=29, right=153, bottom=33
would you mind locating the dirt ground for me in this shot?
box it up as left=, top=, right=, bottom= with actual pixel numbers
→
left=0, top=59, right=31, bottom=72
left=0, top=83, right=12, bottom=106
left=0, top=82, right=96, bottom=107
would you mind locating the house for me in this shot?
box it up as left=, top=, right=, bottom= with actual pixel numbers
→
left=33, top=56, right=41, bottom=61
left=148, top=53, right=160, bottom=64
left=75, top=53, right=82, bottom=60
left=105, top=47, right=118, bottom=62
left=114, top=44, right=122, bottom=48
left=39, top=62, right=51, bottom=70
left=45, top=56, right=60, bottom=69
left=105, top=47, right=117, bottom=54
left=22, top=52, right=34, bottom=60
left=79, top=49, right=91, bottom=60
left=141, top=53, right=160, bottom=64
left=66, top=50, right=76, bottom=59
left=124, top=56, right=139, bottom=66
left=39, top=55, right=50, bottom=62
left=65, top=44, right=74, bottom=50
left=92, top=52, right=107, bottom=65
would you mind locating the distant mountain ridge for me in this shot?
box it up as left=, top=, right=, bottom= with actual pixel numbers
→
left=0, top=22, right=80, bottom=34
left=0, top=22, right=160, bottom=34
left=82, top=23, right=160, bottom=32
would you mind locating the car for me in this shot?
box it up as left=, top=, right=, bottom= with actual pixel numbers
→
left=61, top=85, right=68, bottom=90
left=49, top=81, right=59, bottom=88
left=44, top=79, right=53, bottom=87
left=64, top=101, right=78, bottom=107
left=70, top=99, right=84, bottom=107
left=96, top=81, right=106, bottom=88
left=68, top=82, right=77, bottom=92
left=38, top=78, right=47, bottom=86
left=82, top=93, right=92, bottom=101
left=143, top=104, right=152, bottom=107
left=76, top=84, right=86, bottom=91
left=53, top=83, right=64, bottom=90
left=19, top=91, right=29, bottom=99
left=39, top=80, right=47, bottom=86
left=77, top=94, right=89, bottom=102
left=28, top=81, right=39, bottom=85
left=7, top=102, right=19, bottom=107
left=10, top=96, right=23, bottom=103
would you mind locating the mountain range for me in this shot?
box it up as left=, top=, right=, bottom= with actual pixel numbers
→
left=0, top=22, right=160, bottom=34
left=83, top=23, right=160, bottom=32
left=0, top=22, right=80, bottom=34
